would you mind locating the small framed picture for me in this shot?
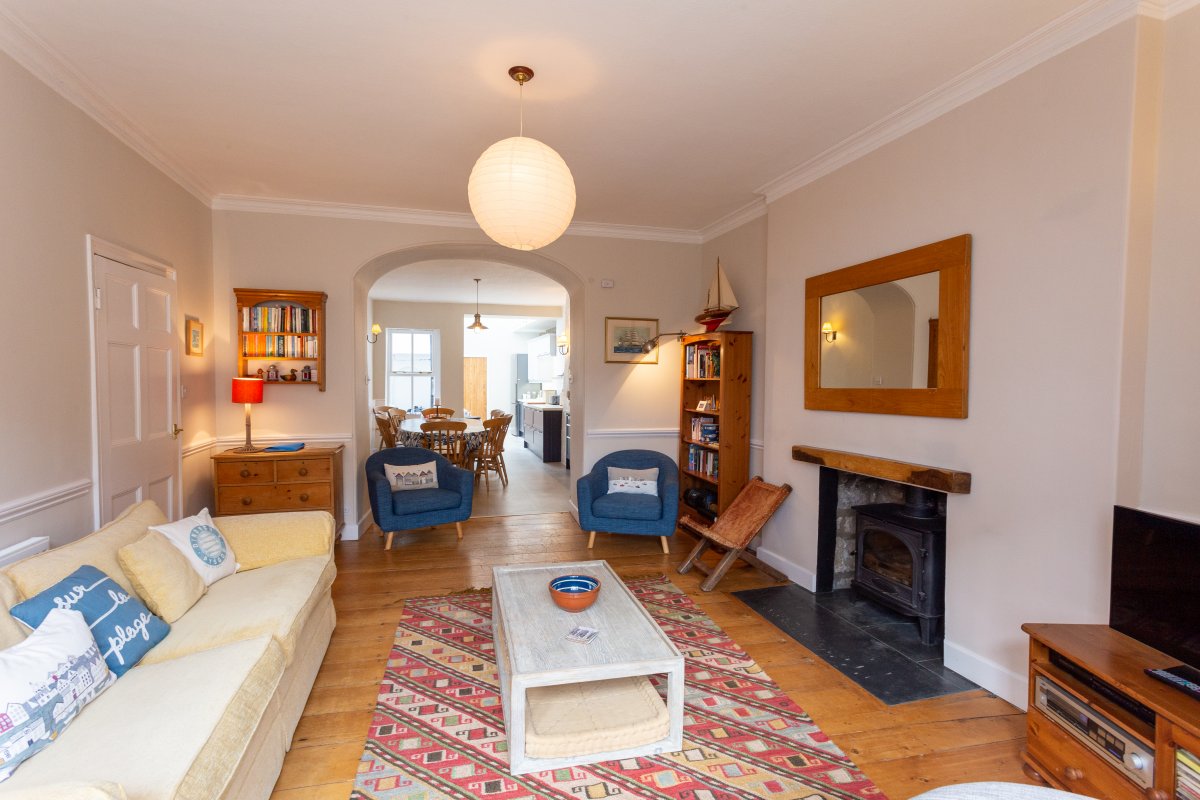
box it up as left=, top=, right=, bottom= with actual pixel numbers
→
left=696, top=399, right=711, bottom=411
left=604, top=317, right=659, bottom=364
left=186, top=319, right=204, bottom=356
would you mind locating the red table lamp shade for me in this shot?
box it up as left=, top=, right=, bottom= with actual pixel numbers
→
left=232, top=377, right=264, bottom=404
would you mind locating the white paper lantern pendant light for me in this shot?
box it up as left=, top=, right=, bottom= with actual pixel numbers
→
left=468, top=66, right=576, bottom=251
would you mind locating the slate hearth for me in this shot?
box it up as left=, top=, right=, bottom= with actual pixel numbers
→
left=733, top=583, right=977, bottom=704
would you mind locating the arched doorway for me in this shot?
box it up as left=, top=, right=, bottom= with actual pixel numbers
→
left=350, top=243, right=586, bottom=536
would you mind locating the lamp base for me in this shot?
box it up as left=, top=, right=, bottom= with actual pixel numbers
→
left=230, top=445, right=265, bottom=453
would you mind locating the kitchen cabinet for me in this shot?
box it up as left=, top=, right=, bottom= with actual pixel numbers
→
left=524, top=405, right=563, bottom=462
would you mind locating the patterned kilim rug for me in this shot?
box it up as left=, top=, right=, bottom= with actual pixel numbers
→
left=351, top=575, right=886, bottom=800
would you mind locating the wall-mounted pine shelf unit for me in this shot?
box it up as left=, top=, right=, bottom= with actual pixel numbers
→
left=677, top=331, right=752, bottom=521
left=234, top=288, right=327, bottom=391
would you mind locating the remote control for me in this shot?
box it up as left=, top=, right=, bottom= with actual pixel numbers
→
left=1145, top=666, right=1200, bottom=701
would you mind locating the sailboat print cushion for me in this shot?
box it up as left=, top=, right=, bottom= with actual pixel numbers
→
left=607, top=466, right=660, bottom=496
left=10, top=566, right=169, bottom=677
left=149, top=508, right=238, bottom=586
left=0, top=608, right=114, bottom=781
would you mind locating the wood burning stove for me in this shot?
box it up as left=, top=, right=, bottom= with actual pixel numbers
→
left=852, top=487, right=946, bottom=645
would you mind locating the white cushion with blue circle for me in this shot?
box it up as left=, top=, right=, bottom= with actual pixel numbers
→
left=10, top=565, right=169, bottom=677
left=150, top=508, right=238, bottom=586
left=0, top=608, right=114, bottom=781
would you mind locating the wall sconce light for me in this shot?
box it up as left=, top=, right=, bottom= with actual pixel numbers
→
left=367, top=323, right=381, bottom=344
left=640, top=331, right=688, bottom=354
left=556, top=335, right=569, bottom=355
left=821, top=322, right=838, bottom=342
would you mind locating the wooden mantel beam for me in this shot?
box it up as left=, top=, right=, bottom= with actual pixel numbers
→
left=791, top=445, right=972, bottom=493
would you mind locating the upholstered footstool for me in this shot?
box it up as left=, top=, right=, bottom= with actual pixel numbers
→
left=524, top=675, right=671, bottom=759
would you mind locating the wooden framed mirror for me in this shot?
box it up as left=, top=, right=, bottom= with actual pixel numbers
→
left=804, top=234, right=971, bottom=418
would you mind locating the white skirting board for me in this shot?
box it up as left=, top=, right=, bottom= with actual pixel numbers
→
left=943, top=640, right=1028, bottom=709
left=0, top=536, right=50, bottom=568
left=752, top=546, right=817, bottom=591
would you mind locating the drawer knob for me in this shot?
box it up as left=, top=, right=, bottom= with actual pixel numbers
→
left=299, top=493, right=310, bottom=502
left=240, top=469, right=251, bottom=478
left=1146, top=790, right=1169, bottom=800
left=1063, top=767, right=1084, bottom=781
left=241, top=497, right=252, bottom=506
left=298, top=467, right=309, bottom=476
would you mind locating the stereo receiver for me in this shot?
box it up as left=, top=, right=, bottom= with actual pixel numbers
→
left=1034, top=674, right=1155, bottom=788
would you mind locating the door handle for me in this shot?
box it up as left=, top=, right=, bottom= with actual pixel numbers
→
left=171, top=424, right=184, bottom=439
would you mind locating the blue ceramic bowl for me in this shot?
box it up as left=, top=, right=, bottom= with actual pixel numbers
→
left=548, top=574, right=601, bottom=612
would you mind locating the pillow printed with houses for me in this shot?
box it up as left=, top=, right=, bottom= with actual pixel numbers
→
left=385, top=461, right=440, bottom=492
left=0, top=608, right=115, bottom=781
left=607, top=466, right=660, bottom=496
left=149, top=508, right=238, bottom=586
left=10, top=565, right=169, bottom=678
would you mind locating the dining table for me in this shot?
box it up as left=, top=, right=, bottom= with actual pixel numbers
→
left=397, top=416, right=488, bottom=454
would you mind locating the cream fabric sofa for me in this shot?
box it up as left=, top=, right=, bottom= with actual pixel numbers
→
left=0, top=500, right=337, bottom=800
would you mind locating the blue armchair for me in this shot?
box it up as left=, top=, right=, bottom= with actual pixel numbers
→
left=366, top=447, right=474, bottom=549
left=577, top=449, right=679, bottom=553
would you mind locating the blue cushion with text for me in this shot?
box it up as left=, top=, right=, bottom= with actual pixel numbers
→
left=10, top=565, right=169, bottom=677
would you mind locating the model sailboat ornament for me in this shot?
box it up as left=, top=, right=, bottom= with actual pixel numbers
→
left=695, top=259, right=740, bottom=331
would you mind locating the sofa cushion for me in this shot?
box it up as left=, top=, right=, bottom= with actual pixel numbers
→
left=0, top=781, right=127, bottom=799
left=4, top=501, right=166, bottom=598
left=0, top=574, right=26, bottom=650
left=9, top=566, right=170, bottom=677
left=117, top=533, right=206, bottom=623
left=0, top=609, right=113, bottom=781
left=0, top=634, right=284, bottom=800
left=391, top=487, right=461, bottom=514
left=138, top=556, right=334, bottom=667
left=212, top=511, right=334, bottom=572
left=385, top=461, right=439, bottom=491
left=149, top=509, right=238, bottom=586
left=592, top=492, right=663, bottom=521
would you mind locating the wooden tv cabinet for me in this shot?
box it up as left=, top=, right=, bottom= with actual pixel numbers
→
left=1022, top=623, right=1200, bottom=800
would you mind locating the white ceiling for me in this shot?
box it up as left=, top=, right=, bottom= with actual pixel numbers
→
left=369, top=260, right=567, bottom=305
left=1, top=0, right=1105, bottom=231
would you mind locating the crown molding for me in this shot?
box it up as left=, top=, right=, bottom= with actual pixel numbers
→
left=756, top=0, right=1143, bottom=203
left=1157, top=0, right=1200, bottom=18
left=699, top=197, right=767, bottom=243
left=0, top=6, right=212, bottom=205
left=213, top=194, right=704, bottom=245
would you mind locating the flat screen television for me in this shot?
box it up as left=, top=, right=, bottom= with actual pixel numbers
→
left=1109, top=505, right=1200, bottom=670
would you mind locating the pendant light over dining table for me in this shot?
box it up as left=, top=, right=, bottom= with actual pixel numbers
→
left=467, top=278, right=488, bottom=331
left=468, top=66, right=576, bottom=251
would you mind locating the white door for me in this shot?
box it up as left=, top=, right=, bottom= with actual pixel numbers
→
left=91, top=245, right=181, bottom=524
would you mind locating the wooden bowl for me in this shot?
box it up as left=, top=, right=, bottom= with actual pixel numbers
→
left=548, top=574, right=601, bottom=612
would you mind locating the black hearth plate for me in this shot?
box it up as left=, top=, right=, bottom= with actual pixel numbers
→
left=732, top=584, right=978, bottom=705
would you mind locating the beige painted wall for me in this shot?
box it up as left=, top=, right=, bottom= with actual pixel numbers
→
left=213, top=211, right=701, bottom=534
left=1140, top=7, right=1200, bottom=521
left=758, top=22, right=1140, bottom=706
left=0, top=52, right=214, bottom=549
left=369, top=300, right=564, bottom=412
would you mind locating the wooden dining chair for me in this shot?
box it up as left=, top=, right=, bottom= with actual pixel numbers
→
left=420, top=419, right=468, bottom=467
left=473, top=416, right=511, bottom=490
left=373, top=407, right=397, bottom=450
left=676, top=477, right=793, bottom=591
left=422, top=406, right=455, bottom=419
left=489, top=408, right=508, bottom=419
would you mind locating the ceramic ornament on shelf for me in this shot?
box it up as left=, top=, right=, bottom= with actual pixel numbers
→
left=695, top=259, right=740, bottom=331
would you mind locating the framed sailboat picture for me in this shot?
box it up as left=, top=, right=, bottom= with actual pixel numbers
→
left=604, top=317, right=659, bottom=364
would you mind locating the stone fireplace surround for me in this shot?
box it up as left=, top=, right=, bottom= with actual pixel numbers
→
left=791, top=445, right=971, bottom=592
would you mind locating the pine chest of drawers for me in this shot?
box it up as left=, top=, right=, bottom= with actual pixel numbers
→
left=211, top=444, right=343, bottom=532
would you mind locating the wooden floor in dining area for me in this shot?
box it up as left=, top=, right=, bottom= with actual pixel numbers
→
left=270, top=513, right=1032, bottom=800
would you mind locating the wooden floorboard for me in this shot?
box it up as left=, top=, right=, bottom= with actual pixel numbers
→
left=271, top=513, right=1033, bottom=799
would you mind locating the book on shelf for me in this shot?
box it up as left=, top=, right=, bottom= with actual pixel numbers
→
left=241, top=304, right=319, bottom=334
left=1179, top=748, right=1200, bottom=800
left=241, top=335, right=319, bottom=359
left=686, top=444, right=719, bottom=478
left=688, top=416, right=719, bottom=442
left=684, top=343, right=721, bottom=379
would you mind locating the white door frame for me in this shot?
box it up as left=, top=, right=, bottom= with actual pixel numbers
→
left=86, top=235, right=181, bottom=527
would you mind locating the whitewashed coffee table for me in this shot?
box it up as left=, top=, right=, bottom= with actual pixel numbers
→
left=492, top=560, right=684, bottom=775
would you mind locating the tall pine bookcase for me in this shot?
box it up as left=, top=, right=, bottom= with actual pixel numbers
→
left=234, top=288, right=327, bottom=391
left=677, top=331, right=752, bottom=521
